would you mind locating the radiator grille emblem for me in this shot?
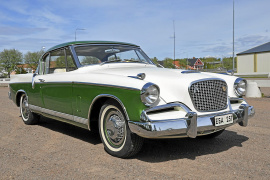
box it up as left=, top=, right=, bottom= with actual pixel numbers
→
left=193, top=85, right=200, bottom=94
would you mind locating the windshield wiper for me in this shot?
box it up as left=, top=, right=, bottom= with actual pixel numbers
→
left=100, top=59, right=122, bottom=65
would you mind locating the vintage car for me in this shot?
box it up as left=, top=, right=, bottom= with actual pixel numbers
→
left=9, top=41, right=255, bottom=158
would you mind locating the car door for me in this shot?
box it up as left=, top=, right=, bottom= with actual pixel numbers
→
left=29, top=54, right=47, bottom=108
left=39, top=48, right=74, bottom=117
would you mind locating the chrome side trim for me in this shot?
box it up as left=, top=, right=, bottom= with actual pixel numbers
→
left=29, top=104, right=88, bottom=125
left=34, top=81, right=73, bottom=84
left=87, top=94, right=130, bottom=130
left=33, top=81, right=140, bottom=91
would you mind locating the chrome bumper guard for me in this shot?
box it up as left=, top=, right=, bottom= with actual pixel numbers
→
left=128, top=102, right=255, bottom=139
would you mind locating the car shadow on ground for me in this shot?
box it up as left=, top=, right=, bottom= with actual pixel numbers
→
left=37, top=116, right=248, bottom=162
left=135, top=130, right=249, bottom=162
left=38, top=116, right=102, bottom=145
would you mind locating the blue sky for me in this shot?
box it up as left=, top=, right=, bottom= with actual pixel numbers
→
left=0, top=0, right=270, bottom=60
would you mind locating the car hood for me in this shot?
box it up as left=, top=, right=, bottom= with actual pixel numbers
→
left=78, top=63, right=227, bottom=111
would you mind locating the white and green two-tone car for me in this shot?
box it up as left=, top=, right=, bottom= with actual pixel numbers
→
left=9, top=41, right=255, bottom=158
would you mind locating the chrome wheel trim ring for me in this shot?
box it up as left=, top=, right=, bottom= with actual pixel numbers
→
left=21, top=95, right=30, bottom=121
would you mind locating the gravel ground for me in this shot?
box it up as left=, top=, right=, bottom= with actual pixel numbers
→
left=0, top=87, right=269, bottom=180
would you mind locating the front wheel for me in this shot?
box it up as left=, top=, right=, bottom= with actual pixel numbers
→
left=20, top=94, right=39, bottom=125
left=99, top=100, right=143, bottom=158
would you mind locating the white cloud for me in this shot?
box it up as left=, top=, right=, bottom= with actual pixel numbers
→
left=0, top=0, right=269, bottom=59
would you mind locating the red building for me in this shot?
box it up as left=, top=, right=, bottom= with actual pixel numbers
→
left=187, top=57, right=204, bottom=70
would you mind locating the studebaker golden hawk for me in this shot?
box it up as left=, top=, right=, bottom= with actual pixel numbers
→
left=9, top=41, right=255, bottom=158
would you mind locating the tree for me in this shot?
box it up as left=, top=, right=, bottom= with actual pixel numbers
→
left=15, top=67, right=27, bottom=74
left=222, top=57, right=237, bottom=70
left=24, top=50, right=45, bottom=70
left=163, top=58, right=175, bottom=68
left=0, top=49, right=23, bottom=77
left=176, top=58, right=187, bottom=69
left=81, top=56, right=100, bottom=65
left=151, top=57, right=158, bottom=65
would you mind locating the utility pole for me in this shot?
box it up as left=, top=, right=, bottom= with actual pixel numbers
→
left=173, top=20, right=176, bottom=67
left=233, top=0, right=235, bottom=71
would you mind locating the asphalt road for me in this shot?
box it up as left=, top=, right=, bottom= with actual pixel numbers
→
left=0, top=87, right=269, bottom=179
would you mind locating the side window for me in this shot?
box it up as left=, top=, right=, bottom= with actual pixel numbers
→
left=66, top=48, right=77, bottom=72
left=50, top=49, right=66, bottom=74
left=44, top=49, right=65, bottom=74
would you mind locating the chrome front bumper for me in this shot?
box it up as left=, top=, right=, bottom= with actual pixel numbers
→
left=128, top=102, right=255, bottom=139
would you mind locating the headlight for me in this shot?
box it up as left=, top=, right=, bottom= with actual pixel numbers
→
left=234, top=78, right=247, bottom=96
left=141, top=83, right=160, bottom=107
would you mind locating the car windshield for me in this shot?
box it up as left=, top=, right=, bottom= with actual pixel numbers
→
left=74, top=45, right=153, bottom=66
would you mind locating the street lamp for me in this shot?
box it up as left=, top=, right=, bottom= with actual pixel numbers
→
left=75, top=28, right=86, bottom=41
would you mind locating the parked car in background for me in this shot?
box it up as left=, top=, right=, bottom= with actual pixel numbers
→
left=9, top=41, right=255, bottom=158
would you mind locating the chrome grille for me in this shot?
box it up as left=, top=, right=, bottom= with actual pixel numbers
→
left=189, top=79, right=228, bottom=111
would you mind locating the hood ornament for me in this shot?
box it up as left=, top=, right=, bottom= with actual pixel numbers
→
left=128, top=73, right=146, bottom=80
left=137, top=73, right=146, bottom=80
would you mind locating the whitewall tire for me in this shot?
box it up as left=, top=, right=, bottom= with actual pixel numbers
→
left=20, top=94, right=39, bottom=125
left=99, top=100, right=143, bottom=158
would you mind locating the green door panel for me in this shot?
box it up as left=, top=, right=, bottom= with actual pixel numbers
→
left=28, top=82, right=44, bottom=108
left=41, top=83, right=73, bottom=115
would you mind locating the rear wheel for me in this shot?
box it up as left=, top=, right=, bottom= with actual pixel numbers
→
left=99, top=100, right=143, bottom=158
left=20, top=94, right=39, bottom=125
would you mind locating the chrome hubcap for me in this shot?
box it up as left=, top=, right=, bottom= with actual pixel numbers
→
left=105, top=110, right=126, bottom=146
left=21, top=96, right=30, bottom=120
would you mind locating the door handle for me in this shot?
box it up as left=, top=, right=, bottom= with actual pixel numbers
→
left=39, top=79, right=45, bottom=82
